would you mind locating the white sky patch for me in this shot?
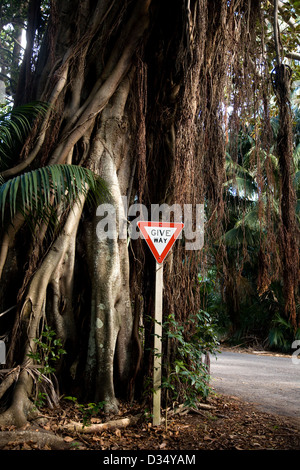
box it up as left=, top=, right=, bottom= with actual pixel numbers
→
left=21, top=28, right=27, bottom=49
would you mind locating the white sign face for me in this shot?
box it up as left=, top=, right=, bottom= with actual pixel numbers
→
left=137, top=221, right=184, bottom=263
left=143, top=226, right=177, bottom=256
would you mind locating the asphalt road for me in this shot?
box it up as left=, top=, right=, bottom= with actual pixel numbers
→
left=210, top=350, right=300, bottom=423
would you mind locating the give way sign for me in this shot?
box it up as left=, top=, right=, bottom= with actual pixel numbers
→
left=137, top=221, right=184, bottom=264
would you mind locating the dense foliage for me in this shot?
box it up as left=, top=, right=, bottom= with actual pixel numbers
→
left=0, top=0, right=299, bottom=430
left=198, top=0, right=300, bottom=349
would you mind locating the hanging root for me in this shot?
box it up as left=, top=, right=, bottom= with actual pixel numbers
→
left=273, top=64, right=299, bottom=328
left=0, top=367, right=20, bottom=401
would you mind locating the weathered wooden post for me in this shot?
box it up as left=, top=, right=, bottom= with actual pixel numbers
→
left=137, top=221, right=184, bottom=425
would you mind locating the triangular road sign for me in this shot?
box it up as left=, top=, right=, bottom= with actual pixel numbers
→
left=137, top=221, right=184, bottom=264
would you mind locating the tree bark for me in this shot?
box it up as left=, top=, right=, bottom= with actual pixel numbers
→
left=0, top=0, right=266, bottom=426
left=1, top=0, right=152, bottom=422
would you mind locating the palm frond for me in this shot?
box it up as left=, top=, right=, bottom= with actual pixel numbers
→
left=235, top=207, right=261, bottom=230
left=295, top=171, right=300, bottom=189
left=294, top=143, right=300, bottom=169
left=225, top=154, right=258, bottom=200
left=0, top=164, right=110, bottom=228
left=225, top=153, right=253, bottom=178
left=224, top=176, right=258, bottom=200
left=223, top=206, right=263, bottom=247
left=0, top=102, right=49, bottom=170
left=223, top=224, right=260, bottom=248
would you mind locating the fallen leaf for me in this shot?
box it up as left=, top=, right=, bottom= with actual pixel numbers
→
left=42, top=444, right=52, bottom=450
left=21, top=443, right=32, bottom=450
left=91, top=418, right=102, bottom=424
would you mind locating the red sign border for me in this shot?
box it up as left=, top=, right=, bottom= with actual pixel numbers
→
left=137, top=221, right=184, bottom=264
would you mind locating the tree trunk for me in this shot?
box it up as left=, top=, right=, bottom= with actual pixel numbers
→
left=1, top=0, right=153, bottom=423
left=0, top=0, right=263, bottom=425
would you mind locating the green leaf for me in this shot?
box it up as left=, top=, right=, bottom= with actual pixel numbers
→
left=0, top=101, right=50, bottom=170
left=0, top=164, right=110, bottom=229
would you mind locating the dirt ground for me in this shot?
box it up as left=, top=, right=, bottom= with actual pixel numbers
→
left=0, top=391, right=299, bottom=452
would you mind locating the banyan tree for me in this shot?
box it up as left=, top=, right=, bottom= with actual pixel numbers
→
left=0, top=0, right=299, bottom=427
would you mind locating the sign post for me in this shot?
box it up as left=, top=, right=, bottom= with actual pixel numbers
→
left=153, top=261, right=163, bottom=425
left=137, top=221, right=184, bottom=425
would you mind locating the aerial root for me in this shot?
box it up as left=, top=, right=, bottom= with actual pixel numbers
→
left=60, top=413, right=143, bottom=434
left=0, top=429, right=69, bottom=450
left=0, top=366, right=21, bottom=400
left=59, top=402, right=217, bottom=434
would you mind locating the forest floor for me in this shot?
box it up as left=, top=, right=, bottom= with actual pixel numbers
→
left=0, top=391, right=299, bottom=452
left=0, top=346, right=299, bottom=452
